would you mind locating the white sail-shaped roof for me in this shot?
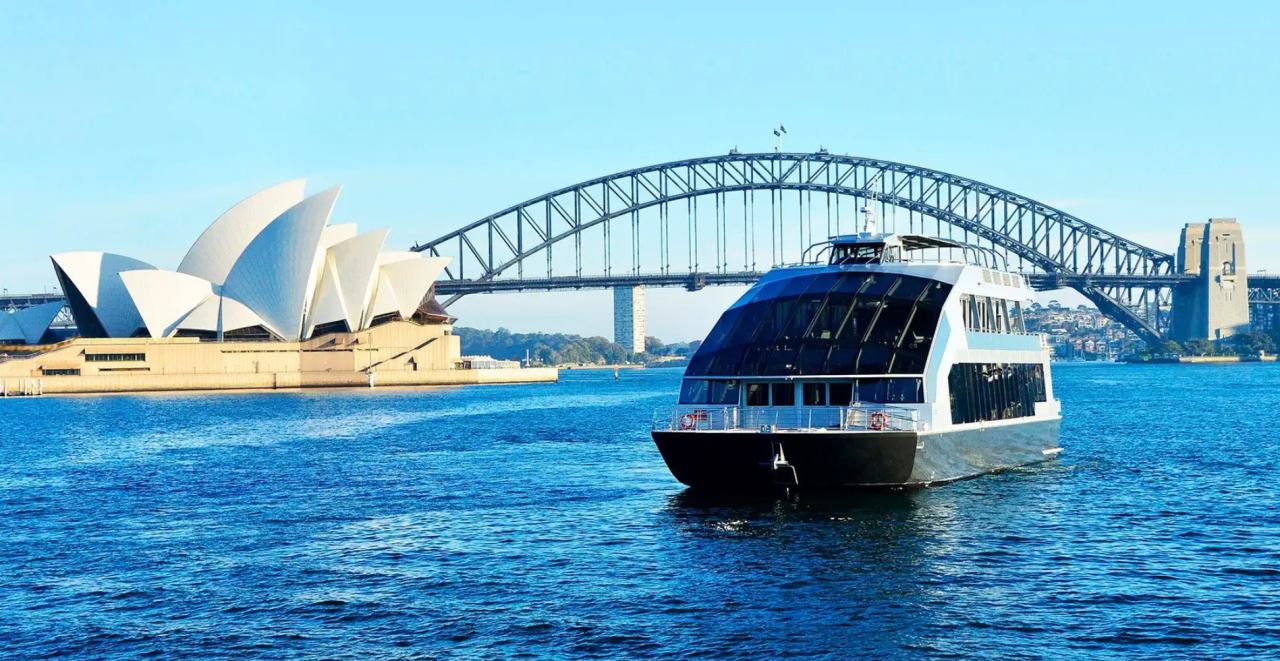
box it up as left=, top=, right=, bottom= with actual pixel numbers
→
left=381, top=257, right=451, bottom=319
left=319, top=223, right=358, bottom=252
left=376, top=251, right=420, bottom=266
left=364, top=251, right=424, bottom=320
left=0, top=312, right=24, bottom=342
left=366, top=269, right=400, bottom=321
left=173, top=295, right=220, bottom=333
left=222, top=186, right=341, bottom=341
left=333, top=229, right=390, bottom=331
left=302, top=223, right=359, bottom=333
left=173, top=295, right=270, bottom=336
left=120, top=270, right=215, bottom=338
left=219, top=297, right=269, bottom=333
left=364, top=255, right=451, bottom=323
left=50, top=252, right=156, bottom=337
left=8, top=301, right=65, bottom=344
left=305, top=256, right=347, bottom=337
left=178, top=179, right=306, bottom=286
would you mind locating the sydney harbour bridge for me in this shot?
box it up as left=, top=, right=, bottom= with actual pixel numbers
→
left=5, top=151, right=1279, bottom=344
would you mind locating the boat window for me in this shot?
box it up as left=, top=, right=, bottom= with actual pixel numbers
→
left=679, top=379, right=709, bottom=404
left=746, top=383, right=769, bottom=406
left=796, top=288, right=852, bottom=374
left=1011, top=302, right=1027, bottom=333
left=708, top=380, right=740, bottom=405
left=831, top=244, right=884, bottom=264
left=855, top=378, right=924, bottom=404
left=947, top=363, right=1047, bottom=424
left=684, top=273, right=951, bottom=377
left=680, top=379, right=741, bottom=405
left=829, top=382, right=854, bottom=406
left=770, top=383, right=796, bottom=406
left=855, top=346, right=892, bottom=374
left=803, top=383, right=827, bottom=406
left=758, top=274, right=839, bottom=376
left=684, top=305, right=743, bottom=376
left=962, top=296, right=1027, bottom=334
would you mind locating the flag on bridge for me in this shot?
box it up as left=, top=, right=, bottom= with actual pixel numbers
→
left=773, top=129, right=780, bottom=137
left=780, top=125, right=787, bottom=134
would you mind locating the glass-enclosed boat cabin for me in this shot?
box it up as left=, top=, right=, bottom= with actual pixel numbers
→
left=664, top=232, right=1050, bottom=434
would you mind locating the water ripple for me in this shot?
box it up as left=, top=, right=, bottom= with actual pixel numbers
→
left=2, top=364, right=1280, bottom=659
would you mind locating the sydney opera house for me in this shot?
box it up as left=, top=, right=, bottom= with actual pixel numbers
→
left=0, top=181, right=554, bottom=394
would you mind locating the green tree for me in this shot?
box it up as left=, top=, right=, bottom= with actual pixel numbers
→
left=1231, top=333, right=1276, bottom=356
left=1159, top=340, right=1182, bottom=356
left=1183, top=339, right=1215, bottom=356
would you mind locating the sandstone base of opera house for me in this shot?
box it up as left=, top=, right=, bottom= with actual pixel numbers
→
left=0, top=320, right=557, bottom=396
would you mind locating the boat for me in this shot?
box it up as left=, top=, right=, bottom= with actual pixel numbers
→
left=651, top=210, right=1062, bottom=490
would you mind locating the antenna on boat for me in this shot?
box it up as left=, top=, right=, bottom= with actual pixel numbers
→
left=861, top=196, right=878, bottom=233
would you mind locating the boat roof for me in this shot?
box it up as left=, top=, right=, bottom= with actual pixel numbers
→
left=830, top=232, right=963, bottom=251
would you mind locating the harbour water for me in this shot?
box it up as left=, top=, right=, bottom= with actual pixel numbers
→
left=2, top=364, right=1279, bottom=659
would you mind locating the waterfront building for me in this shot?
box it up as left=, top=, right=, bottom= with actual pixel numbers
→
left=0, top=181, right=557, bottom=394
left=49, top=181, right=450, bottom=342
left=461, top=355, right=522, bottom=370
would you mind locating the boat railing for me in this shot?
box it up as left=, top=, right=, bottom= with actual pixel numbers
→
left=653, top=405, right=921, bottom=433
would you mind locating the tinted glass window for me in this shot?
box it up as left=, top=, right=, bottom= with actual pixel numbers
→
left=1012, top=302, right=1026, bottom=333
left=948, top=363, right=1047, bottom=424
left=679, top=379, right=708, bottom=404
left=709, top=380, right=740, bottom=405
left=685, top=273, right=951, bottom=377
left=746, top=383, right=769, bottom=406
left=685, top=306, right=743, bottom=376
left=854, top=378, right=923, bottom=403
left=855, top=378, right=887, bottom=403
left=708, top=301, right=769, bottom=375
left=771, top=383, right=796, bottom=406
left=856, top=346, right=892, bottom=374
left=829, top=382, right=854, bottom=406
left=803, top=383, right=827, bottom=406
left=865, top=297, right=913, bottom=348
left=888, top=378, right=924, bottom=403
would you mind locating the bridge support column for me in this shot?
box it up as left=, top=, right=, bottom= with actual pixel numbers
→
left=613, top=285, right=645, bottom=354
left=1170, top=219, right=1250, bottom=342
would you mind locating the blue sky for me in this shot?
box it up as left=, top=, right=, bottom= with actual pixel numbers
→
left=2, top=1, right=1278, bottom=341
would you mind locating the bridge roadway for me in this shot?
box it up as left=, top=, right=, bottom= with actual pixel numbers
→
left=5, top=274, right=1279, bottom=311
left=1, top=292, right=66, bottom=312
left=435, top=271, right=1280, bottom=297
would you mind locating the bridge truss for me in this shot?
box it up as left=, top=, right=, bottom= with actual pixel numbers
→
left=415, top=152, right=1177, bottom=342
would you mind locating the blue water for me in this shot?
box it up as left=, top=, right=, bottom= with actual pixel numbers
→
left=2, top=364, right=1279, bottom=660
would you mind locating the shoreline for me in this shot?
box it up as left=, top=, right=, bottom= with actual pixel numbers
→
left=1121, top=355, right=1278, bottom=364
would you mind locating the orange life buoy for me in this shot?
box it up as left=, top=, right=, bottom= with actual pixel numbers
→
left=869, top=411, right=888, bottom=431
left=679, top=413, right=697, bottom=430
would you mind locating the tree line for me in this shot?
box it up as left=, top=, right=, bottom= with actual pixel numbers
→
left=1149, top=332, right=1277, bottom=358
left=453, top=327, right=697, bottom=366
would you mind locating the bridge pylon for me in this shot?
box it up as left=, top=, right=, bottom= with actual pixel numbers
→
left=613, top=285, right=645, bottom=354
left=1170, top=219, right=1250, bottom=342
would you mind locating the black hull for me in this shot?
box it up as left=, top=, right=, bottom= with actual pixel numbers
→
left=651, top=418, right=1060, bottom=490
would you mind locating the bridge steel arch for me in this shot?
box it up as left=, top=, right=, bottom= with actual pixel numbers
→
left=414, top=152, right=1177, bottom=343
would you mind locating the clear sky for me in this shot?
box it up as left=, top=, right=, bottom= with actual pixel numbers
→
left=2, top=1, right=1277, bottom=342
